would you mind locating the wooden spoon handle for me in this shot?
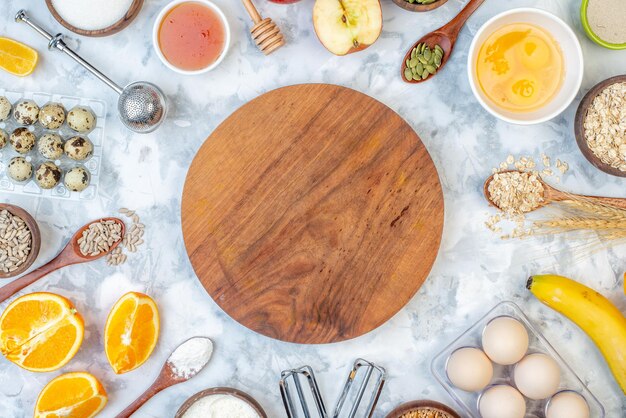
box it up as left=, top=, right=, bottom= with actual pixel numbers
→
left=0, top=250, right=72, bottom=303
left=441, top=0, right=486, bottom=38
left=241, top=0, right=263, bottom=24
left=114, top=381, right=169, bottom=418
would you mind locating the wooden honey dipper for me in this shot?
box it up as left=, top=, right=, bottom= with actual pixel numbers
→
left=241, top=0, right=285, bottom=55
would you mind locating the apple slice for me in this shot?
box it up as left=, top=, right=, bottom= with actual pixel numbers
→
left=313, top=0, right=383, bottom=56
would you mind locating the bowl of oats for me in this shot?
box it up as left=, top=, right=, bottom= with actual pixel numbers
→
left=575, top=75, right=626, bottom=177
left=0, top=203, right=40, bottom=278
left=385, top=400, right=461, bottom=418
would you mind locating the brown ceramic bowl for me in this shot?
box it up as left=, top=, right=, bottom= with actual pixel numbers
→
left=0, top=203, right=41, bottom=279
left=175, top=387, right=268, bottom=418
left=45, top=0, right=144, bottom=37
left=574, top=75, right=626, bottom=177
left=391, top=0, right=449, bottom=12
left=385, top=400, right=461, bottom=418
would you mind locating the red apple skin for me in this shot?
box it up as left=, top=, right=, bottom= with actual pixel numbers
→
left=313, top=0, right=383, bottom=56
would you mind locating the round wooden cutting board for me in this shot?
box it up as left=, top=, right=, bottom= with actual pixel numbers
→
left=182, top=84, right=444, bottom=344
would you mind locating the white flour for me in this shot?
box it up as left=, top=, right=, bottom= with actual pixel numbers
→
left=168, top=337, right=213, bottom=379
left=182, top=394, right=260, bottom=418
left=51, top=0, right=135, bottom=31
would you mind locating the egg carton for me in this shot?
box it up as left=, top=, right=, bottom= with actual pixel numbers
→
left=431, top=301, right=604, bottom=418
left=0, top=89, right=106, bottom=201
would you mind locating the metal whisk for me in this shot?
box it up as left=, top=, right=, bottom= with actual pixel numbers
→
left=16, top=10, right=167, bottom=134
left=280, top=360, right=385, bottom=418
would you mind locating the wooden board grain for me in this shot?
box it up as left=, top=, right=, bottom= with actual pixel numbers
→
left=182, top=84, right=444, bottom=344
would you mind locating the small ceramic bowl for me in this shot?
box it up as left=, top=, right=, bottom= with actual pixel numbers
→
left=467, top=8, right=584, bottom=125
left=152, top=0, right=231, bottom=75
left=175, top=387, right=267, bottom=418
left=391, top=0, right=449, bottom=13
left=574, top=75, right=626, bottom=177
left=0, top=203, right=40, bottom=279
left=580, top=0, right=626, bottom=50
left=385, top=400, right=461, bottom=418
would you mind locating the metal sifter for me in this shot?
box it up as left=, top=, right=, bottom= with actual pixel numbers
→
left=15, top=10, right=167, bottom=134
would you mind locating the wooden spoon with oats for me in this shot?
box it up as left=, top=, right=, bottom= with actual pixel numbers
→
left=484, top=170, right=626, bottom=213
left=0, top=218, right=125, bottom=303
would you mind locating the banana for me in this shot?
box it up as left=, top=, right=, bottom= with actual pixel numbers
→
left=527, top=274, right=626, bottom=395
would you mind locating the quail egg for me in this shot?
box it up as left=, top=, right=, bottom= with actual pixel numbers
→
left=38, top=102, right=66, bottom=129
left=7, top=157, right=33, bottom=182
left=10, top=128, right=36, bottom=154
left=0, top=129, right=7, bottom=149
left=64, top=136, right=94, bottom=161
left=64, top=166, right=90, bottom=192
left=35, top=162, right=62, bottom=189
left=0, top=96, right=11, bottom=121
left=67, top=106, right=96, bottom=133
left=38, top=133, right=64, bottom=160
left=13, top=99, right=40, bottom=125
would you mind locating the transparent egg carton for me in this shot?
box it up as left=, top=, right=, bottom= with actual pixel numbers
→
left=431, top=301, right=604, bottom=418
left=0, top=89, right=106, bottom=200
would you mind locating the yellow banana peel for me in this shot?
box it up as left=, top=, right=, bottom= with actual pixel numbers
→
left=528, top=274, right=626, bottom=395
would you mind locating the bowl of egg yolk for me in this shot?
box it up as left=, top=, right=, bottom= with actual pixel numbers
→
left=468, top=8, right=584, bottom=125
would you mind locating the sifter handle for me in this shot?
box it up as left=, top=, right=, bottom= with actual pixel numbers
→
left=15, top=9, right=124, bottom=95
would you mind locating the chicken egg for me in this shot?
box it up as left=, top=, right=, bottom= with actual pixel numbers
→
left=482, top=316, right=529, bottom=365
left=446, top=347, right=493, bottom=392
left=546, top=391, right=590, bottom=418
left=479, top=385, right=526, bottom=418
left=514, top=353, right=560, bottom=400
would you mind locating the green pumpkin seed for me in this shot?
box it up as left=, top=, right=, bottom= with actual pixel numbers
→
left=434, top=54, right=442, bottom=66
left=404, top=68, right=413, bottom=81
left=424, top=48, right=432, bottom=61
left=425, top=64, right=437, bottom=74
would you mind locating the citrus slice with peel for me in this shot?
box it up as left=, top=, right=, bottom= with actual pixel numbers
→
left=0, top=37, right=38, bottom=76
left=0, top=292, right=84, bottom=372
left=35, top=372, right=107, bottom=418
left=105, top=292, right=160, bottom=374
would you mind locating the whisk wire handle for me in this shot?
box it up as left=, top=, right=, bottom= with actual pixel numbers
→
left=15, top=10, right=124, bottom=95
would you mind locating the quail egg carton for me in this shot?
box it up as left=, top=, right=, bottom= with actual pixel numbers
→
left=431, top=301, right=604, bottom=418
left=0, top=89, right=106, bottom=201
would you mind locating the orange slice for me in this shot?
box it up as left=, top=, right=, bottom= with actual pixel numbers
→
left=35, top=372, right=107, bottom=418
left=0, top=292, right=84, bottom=372
left=0, top=37, right=38, bottom=76
left=105, top=292, right=160, bottom=374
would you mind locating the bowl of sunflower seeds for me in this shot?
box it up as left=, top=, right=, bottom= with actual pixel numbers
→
left=391, top=0, right=448, bottom=12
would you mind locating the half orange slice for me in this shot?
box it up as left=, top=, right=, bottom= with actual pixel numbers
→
left=0, top=37, right=38, bottom=76
left=104, top=292, right=160, bottom=374
left=0, top=292, right=84, bottom=372
left=35, top=372, right=107, bottom=418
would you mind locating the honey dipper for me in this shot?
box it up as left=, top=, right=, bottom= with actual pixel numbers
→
left=241, top=0, right=285, bottom=55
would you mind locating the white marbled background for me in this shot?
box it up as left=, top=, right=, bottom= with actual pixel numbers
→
left=0, top=0, right=625, bottom=417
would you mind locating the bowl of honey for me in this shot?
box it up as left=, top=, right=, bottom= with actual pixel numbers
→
left=153, top=0, right=230, bottom=75
left=467, top=8, right=583, bottom=125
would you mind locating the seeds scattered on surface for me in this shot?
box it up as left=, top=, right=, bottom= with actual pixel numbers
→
left=78, top=220, right=122, bottom=257
left=488, top=171, right=545, bottom=215
left=0, top=209, right=32, bottom=274
left=404, top=43, right=444, bottom=81
left=584, top=82, right=626, bottom=171
left=105, top=208, right=145, bottom=266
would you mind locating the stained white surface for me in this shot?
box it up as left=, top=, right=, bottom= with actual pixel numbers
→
left=0, top=0, right=625, bottom=417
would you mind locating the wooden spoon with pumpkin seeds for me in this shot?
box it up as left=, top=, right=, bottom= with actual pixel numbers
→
left=401, top=0, right=486, bottom=84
